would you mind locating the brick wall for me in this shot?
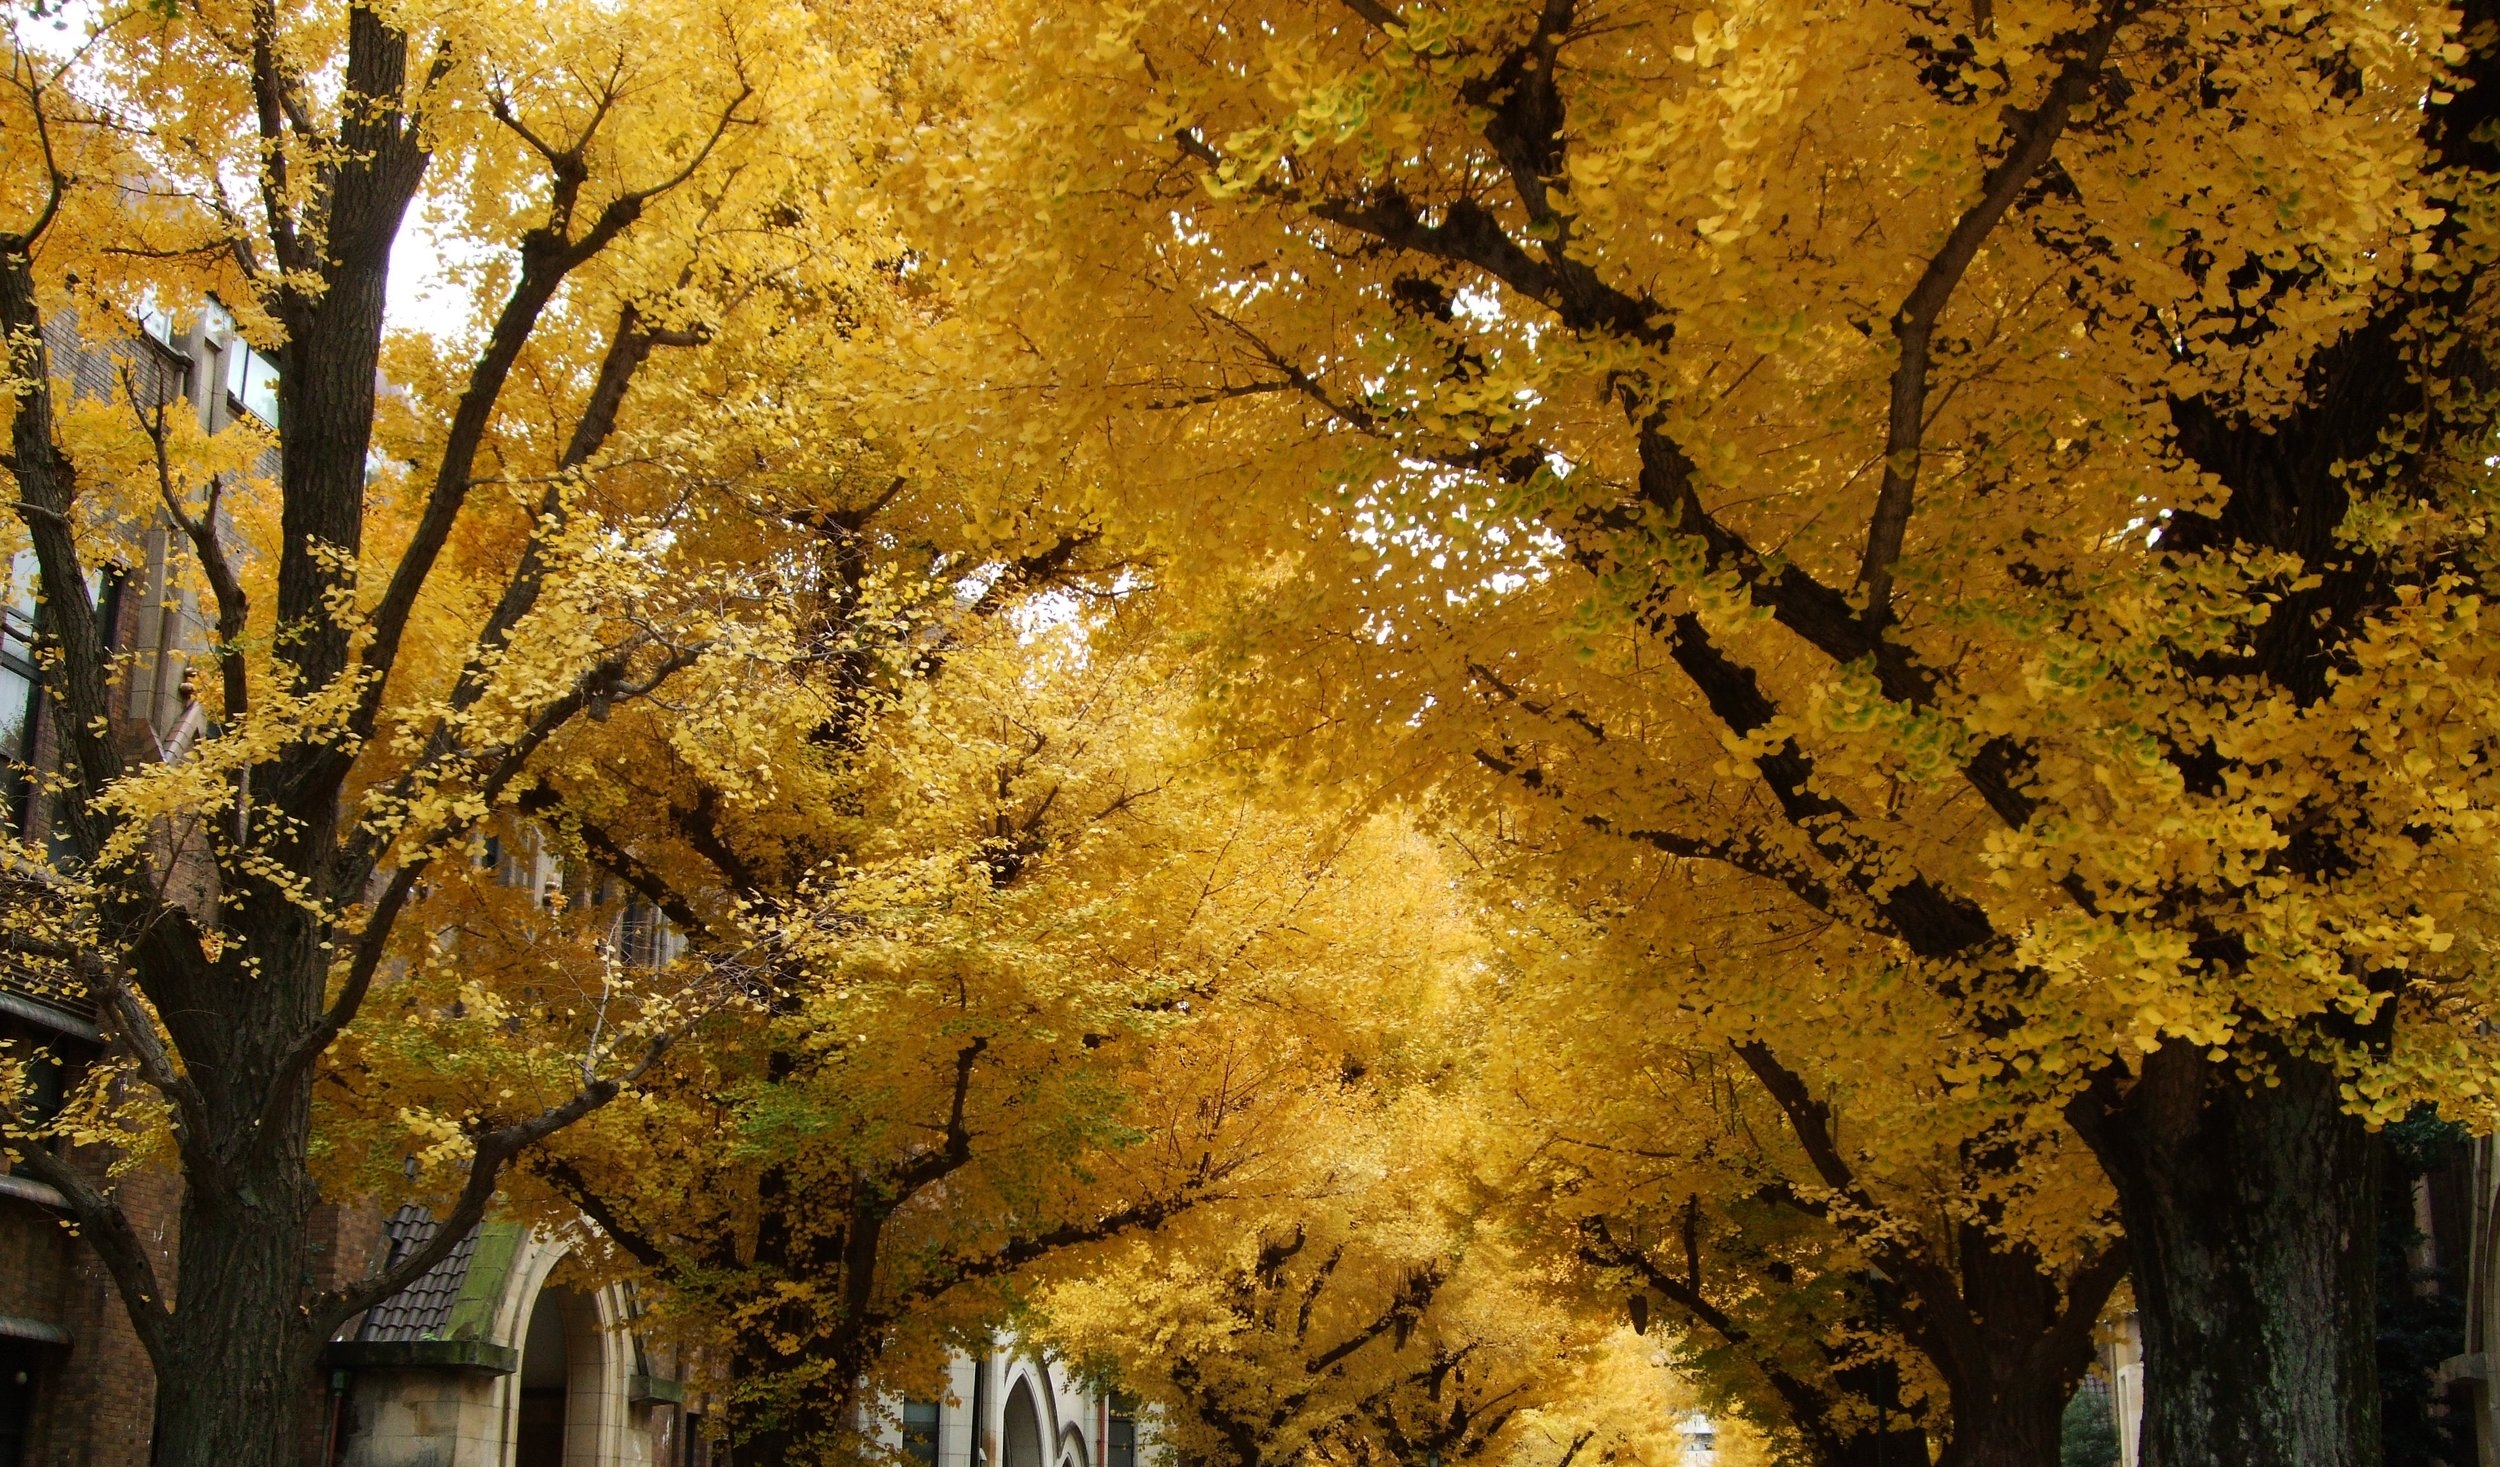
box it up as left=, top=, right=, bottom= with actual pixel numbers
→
left=9, top=1145, right=178, bottom=1467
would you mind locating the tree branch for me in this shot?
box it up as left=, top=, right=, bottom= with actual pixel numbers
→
left=0, top=49, right=70, bottom=253
left=522, top=1149, right=670, bottom=1270
left=272, top=644, right=705, bottom=1126
left=4, top=1141, right=170, bottom=1366
left=516, top=790, right=720, bottom=944
left=1578, top=1216, right=1839, bottom=1450
left=352, top=85, right=753, bottom=741
left=312, top=1031, right=673, bottom=1334
left=1308, top=1265, right=1441, bottom=1374
left=891, top=1037, right=988, bottom=1198
left=125, top=374, right=251, bottom=724
left=1857, top=1, right=2135, bottom=618
left=1729, top=1039, right=1970, bottom=1360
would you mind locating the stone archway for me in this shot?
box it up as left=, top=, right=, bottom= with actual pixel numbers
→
left=514, top=1285, right=612, bottom=1467
left=1002, top=1378, right=1044, bottom=1467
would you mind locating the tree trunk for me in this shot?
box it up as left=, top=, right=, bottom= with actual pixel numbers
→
left=725, top=1328, right=873, bottom=1467
left=1926, top=1220, right=2117, bottom=1467
left=1828, top=1426, right=1935, bottom=1467
left=1932, top=1376, right=2063, bottom=1467
left=148, top=1150, right=323, bottom=1467
left=1817, top=1352, right=1933, bottom=1467
left=2072, top=1041, right=2379, bottom=1467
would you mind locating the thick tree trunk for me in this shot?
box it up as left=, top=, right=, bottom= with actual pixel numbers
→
left=1931, top=1378, right=2062, bottom=1467
left=145, top=954, right=326, bottom=1467
left=725, top=1325, right=869, bottom=1467
left=1828, top=1428, right=1936, bottom=1467
left=2072, top=1042, right=2379, bottom=1467
left=1927, top=1222, right=2116, bottom=1467
left=148, top=1153, right=323, bottom=1467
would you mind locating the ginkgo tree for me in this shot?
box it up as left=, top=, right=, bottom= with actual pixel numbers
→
left=1487, top=889, right=2120, bottom=1467
left=1036, top=1058, right=1775, bottom=1467
left=0, top=4, right=921, bottom=1464
left=904, top=1, right=2500, bottom=1462
left=330, top=588, right=1484, bottom=1467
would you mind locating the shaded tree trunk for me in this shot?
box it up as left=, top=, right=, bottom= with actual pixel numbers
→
left=1933, top=1378, right=2062, bottom=1467
left=2072, top=1043, right=2379, bottom=1467
left=148, top=1164, right=322, bottom=1467
left=1832, top=1431, right=1939, bottom=1467
left=1824, top=1359, right=1933, bottom=1467
left=1925, top=1213, right=2119, bottom=1467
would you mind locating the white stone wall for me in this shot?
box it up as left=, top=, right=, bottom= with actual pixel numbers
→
left=342, top=1369, right=509, bottom=1467
left=338, top=1230, right=669, bottom=1467
left=873, top=1336, right=1141, bottom=1467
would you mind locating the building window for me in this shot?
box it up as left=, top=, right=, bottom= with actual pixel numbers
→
left=223, top=339, right=279, bottom=426
left=0, top=550, right=43, bottom=834
left=618, top=895, right=674, bottom=969
left=1108, top=1395, right=1138, bottom=1467
left=902, top=1400, right=941, bottom=1467
left=0, top=1340, right=43, bottom=1467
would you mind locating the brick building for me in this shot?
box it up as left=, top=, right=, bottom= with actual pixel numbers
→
left=0, top=301, right=242, bottom=1467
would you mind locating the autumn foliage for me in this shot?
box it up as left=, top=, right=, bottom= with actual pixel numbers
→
left=8, top=2, right=2500, bottom=1467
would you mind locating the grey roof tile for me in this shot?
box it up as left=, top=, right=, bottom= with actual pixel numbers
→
left=354, top=1205, right=480, bottom=1343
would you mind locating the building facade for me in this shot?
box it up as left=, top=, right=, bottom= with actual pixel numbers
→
left=329, top=1211, right=687, bottom=1467
left=860, top=1348, right=1145, bottom=1467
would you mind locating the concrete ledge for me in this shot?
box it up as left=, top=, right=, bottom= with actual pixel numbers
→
left=630, top=1373, right=685, bottom=1405
left=325, top=1339, right=520, bottom=1375
left=0, top=1173, right=67, bottom=1209
left=0, top=1314, right=68, bottom=1345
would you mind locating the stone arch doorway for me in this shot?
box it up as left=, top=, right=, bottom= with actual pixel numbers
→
left=1002, top=1378, right=1044, bottom=1467
left=515, top=1285, right=605, bottom=1467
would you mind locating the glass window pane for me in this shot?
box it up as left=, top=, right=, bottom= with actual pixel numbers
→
left=902, top=1401, right=940, bottom=1467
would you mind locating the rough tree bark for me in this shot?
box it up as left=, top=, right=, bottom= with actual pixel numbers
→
left=2071, top=1044, right=2380, bottom=1467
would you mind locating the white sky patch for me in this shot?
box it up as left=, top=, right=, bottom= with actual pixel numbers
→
left=388, top=202, right=490, bottom=344
left=1010, top=587, right=1085, bottom=642
left=13, top=3, right=100, bottom=62
left=1452, top=285, right=1504, bottom=322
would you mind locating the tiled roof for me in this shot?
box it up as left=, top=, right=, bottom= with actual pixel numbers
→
left=355, top=1205, right=480, bottom=1343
